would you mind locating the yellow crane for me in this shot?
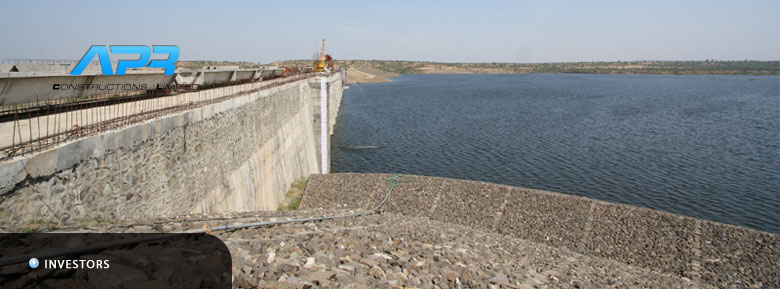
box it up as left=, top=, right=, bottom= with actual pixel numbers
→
left=314, top=39, right=326, bottom=72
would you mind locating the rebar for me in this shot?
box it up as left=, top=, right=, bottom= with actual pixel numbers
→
left=1, top=71, right=328, bottom=159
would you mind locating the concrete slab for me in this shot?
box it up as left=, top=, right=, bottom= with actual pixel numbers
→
left=0, top=158, right=27, bottom=193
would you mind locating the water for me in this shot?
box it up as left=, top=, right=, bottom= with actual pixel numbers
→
left=331, top=73, right=780, bottom=234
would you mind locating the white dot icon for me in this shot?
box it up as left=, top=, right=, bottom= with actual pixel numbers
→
left=28, top=258, right=39, bottom=269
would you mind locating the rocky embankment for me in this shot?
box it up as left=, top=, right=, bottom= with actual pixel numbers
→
left=4, top=173, right=777, bottom=288
left=346, top=67, right=398, bottom=84
left=227, top=212, right=703, bottom=288
left=11, top=210, right=703, bottom=288
left=301, top=173, right=779, bottom=289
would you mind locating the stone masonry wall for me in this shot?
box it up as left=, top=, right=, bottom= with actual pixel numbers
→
left=0, top=73, right=344, bottom=225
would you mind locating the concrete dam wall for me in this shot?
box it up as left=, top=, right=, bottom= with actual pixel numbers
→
left=0, top=72, right=345, bottom=224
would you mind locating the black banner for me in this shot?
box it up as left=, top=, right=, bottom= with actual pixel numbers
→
left=0, top=233, right=231, bottom=289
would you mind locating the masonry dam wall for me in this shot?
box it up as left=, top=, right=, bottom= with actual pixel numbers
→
left=0, top=72, right=345, bottom=224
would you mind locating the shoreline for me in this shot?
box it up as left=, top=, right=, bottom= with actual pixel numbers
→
left=346, top=67, right=393, bottom=84
left=346, top=69, right=778, bottom=84
left=270, top=60, right=780, bottom=78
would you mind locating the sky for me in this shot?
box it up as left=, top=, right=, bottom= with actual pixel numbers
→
left=1, top=0, right=778, bottom=63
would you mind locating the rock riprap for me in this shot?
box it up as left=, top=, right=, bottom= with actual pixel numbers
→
left=2, top=173, right=776, bottom=288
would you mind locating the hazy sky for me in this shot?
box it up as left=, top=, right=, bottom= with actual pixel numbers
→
left=1, top=0, right=778, bottom=63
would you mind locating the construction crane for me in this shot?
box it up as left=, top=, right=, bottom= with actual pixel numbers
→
left=314, top=39, right=326, bottom=72
left=313, top=39, right=334, bottom=72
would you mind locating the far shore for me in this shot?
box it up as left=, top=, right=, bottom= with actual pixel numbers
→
left=345, top=66, right=779, bottom=84
left=268, top=60, right=778, bottom=84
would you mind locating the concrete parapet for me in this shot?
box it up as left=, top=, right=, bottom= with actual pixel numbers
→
left=0, top=68, right=287, bottom=105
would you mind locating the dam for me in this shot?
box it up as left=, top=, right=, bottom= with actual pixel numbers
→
left=0, top=67, right=777, bottom=288
left=0, top=68, right=345, bottom=221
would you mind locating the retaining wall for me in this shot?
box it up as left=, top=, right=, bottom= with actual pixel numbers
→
left=0, top=72, right=344, bottom=224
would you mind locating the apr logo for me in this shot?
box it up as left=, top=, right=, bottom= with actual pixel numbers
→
left=70, top=45, right=179, bottom=76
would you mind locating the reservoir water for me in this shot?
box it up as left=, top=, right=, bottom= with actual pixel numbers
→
left=331, top=73, right=779, bottom=234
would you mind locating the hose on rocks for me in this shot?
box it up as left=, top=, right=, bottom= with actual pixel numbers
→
left=180, top=174, right=413, bottom=233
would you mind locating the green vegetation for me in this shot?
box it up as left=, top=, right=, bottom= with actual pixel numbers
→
left=277, top=178, right=308, bottom=211
left=80, top=216, right=110, bottom=226
left=25, top=219, right=58, bottom=232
